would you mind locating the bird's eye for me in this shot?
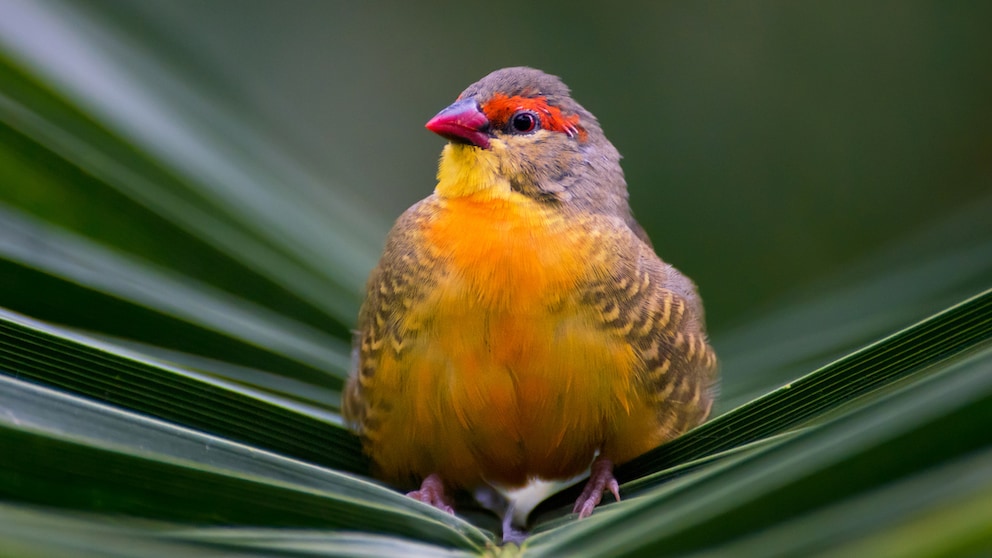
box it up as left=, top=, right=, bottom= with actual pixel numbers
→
left=509, top=111, right=539, bottom=133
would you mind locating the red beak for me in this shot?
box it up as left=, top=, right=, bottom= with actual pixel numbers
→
left=425, top=98, right=491, bottom=149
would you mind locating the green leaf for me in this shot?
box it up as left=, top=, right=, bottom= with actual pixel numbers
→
left=697, top=448, right=992, bottom=558
left=0, top=206, right=351, bottom=381
left=525, top=346, right=992, bottom=556
left=531, top=288, right=992, bottom=519
left=0, top=503, right=483, bottom=557
left=2, top=1, right=991, bottom=556
left=0, top=308, right=363, bottom=472
left=0, top=503, right=243, bottom=558
left=165, top=529, right=482, bottom=558
left=0, top=374, right=493, bottom=550
left=0, top=0, right=381, bottom=321
left=713, top=197, right=992, bottom=410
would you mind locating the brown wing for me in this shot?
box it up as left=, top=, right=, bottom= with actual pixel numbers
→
left=583, top=229, right=719, bottom=438
left=342, top=200, right=440, bottom=439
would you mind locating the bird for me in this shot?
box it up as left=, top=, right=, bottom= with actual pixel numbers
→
left=343, top=67, right=718, bottom=521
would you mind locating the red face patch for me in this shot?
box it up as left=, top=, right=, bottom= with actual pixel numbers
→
left=481, top=94, right=588, bottom=142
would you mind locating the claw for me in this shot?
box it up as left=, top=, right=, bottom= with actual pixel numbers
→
left=407, top=473, right=455, bottom=514
left=573, top=457, right=620, bottom=518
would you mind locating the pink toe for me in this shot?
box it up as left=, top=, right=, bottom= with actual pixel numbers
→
left=407, top=473, right=454, bottom=514
left=573, top=457, right=621, bottom=518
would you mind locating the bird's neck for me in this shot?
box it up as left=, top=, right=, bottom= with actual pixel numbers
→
left=434, top=143, right=514, bottom=200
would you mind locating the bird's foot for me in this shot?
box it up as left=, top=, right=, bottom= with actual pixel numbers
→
left=573, top=457, right=620, bottom=518
left=407, top=473, right=454, bottom=514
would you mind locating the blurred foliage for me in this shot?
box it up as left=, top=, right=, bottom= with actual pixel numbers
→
left=1, top=0, right=991, bottom=556
left=115, top=0, right=992, bottom=329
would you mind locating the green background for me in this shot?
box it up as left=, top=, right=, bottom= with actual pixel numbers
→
left=1, top=2, right=992, bottom=555
left=123, top=0, right=992, bottom=329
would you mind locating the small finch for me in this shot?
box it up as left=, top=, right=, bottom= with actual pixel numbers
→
left=344, top=67, right=717, bottom=520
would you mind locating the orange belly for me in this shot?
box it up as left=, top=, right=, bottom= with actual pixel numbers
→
left=365, top=194, right=660, bottom=488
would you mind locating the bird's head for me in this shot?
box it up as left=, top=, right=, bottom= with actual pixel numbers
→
left=426, top=67, right=630, bottom=217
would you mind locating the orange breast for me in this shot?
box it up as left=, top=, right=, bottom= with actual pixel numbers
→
left=368, top=194, right=654, bottom=488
